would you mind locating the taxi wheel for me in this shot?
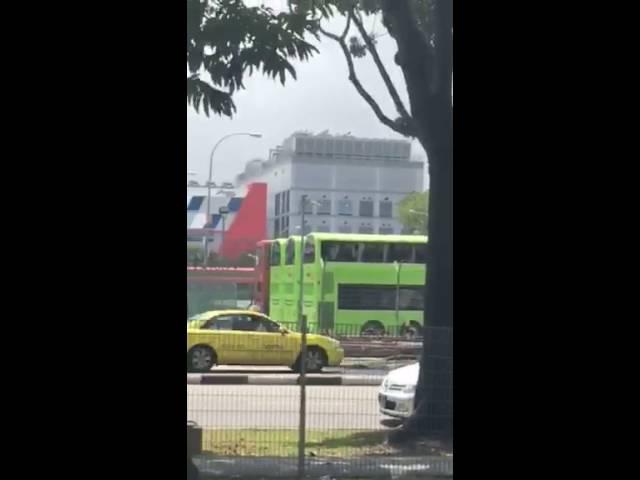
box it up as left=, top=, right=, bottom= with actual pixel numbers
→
left=187, top=346, right=216, bottom=373
left=293, top=347, right=327, bottom=374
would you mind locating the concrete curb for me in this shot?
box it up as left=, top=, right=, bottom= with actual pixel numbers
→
left=187, top=374, right=383, bottom=386
left=194, top=455, right=453, bottom=478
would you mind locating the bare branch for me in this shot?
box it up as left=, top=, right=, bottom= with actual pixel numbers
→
left=349, top=9, right=412, bottom=121
left=319, top=19, right=413, bottom=137
left=341, top=10, right=352, bottom=39
left=318, top=13, right=351, bottom=41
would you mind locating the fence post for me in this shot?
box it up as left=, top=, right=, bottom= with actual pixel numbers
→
left=298, top=195, right=308, bottom=480
left=297, top=313, right=308, bottom=479
left=187, top=421, right=202, bottom=456
left=187, top=421, right=202, bottom=480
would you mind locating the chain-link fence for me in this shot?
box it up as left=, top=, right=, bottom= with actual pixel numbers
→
left=186, top=322, right=453, bottom=479
left=187, top=268, right=256, bottom=317
left=188, top=282, right=253, bottom=315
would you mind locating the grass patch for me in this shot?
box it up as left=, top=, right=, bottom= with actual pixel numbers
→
left=202, top=429, right=394, bottom=458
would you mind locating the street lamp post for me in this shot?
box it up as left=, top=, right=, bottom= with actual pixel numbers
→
left=203, top=132, right=261, bottom=259
left=218, top=206, right=229, bottom=258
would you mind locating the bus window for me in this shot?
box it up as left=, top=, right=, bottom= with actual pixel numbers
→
left=387, top=243, right=414, bottom=263
left=285, top=239, right=296, bottom=265
left=338, top=285, right=395, bottom=310
left=321, top=242, right=359, bottom=262
left=398, top=286, right=424, bottom=310
left=269, top=242, right=281, bottom=266
left=360, top=242, right=385, bottom=263
left=303, top=236, right=315, bottom=263
left=414, top=244, right=427, bottom=263
left=338, top=285, right=424, bottom=311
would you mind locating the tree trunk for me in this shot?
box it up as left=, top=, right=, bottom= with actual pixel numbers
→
left=383, top=0, right=453, bottom=447
left=389, top=102, right=452, bottom=447
left=413, top=125, right=453, bottom=443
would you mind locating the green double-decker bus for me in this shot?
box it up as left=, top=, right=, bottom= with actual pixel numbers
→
left=267, top=233, right=427, bottom=336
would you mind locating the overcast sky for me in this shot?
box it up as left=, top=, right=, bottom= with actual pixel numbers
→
left=187, top=1, right=428, bottom=188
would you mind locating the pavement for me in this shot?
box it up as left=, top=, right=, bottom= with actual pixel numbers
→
left=187, top=384, right=383, bottom=429
left=193, top=454, right=453, bottom=478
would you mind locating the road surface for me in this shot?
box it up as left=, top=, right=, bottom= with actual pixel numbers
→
left=187, top=384, right=385, bottom=430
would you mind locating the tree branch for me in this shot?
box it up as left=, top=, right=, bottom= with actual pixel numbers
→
left=380, top=0, right=439, bottom=142
left=318, top=12, right=351, bottom=41
left=349, top=8, right=412, bottom=121
left=319, top=19, right=413, bottom=137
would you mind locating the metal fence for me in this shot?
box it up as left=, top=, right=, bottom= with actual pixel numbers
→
left=279, top=322, right=425, bottom=339
left=187, top=325, right=453, bottom=479
left=187, top=282, right=254, bottom=316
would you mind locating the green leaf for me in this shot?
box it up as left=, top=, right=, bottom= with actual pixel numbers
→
left=398, top=191, right=429, bottom=235
left=187, top=0, right=319, bottom=117
left=186, top=75, right=236, bottom=118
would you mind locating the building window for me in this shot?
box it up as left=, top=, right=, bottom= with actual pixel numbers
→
left=274, top=219, right=280, bottom=236
left=338, top=197, right=352, bottom=215
left=359, top=198, right=374, bottom=217
left=358, top=223, right=374, bottom=234
left=284, top=191, right=290, bottom=213
left=379, top=198, right=393, bottom=218
left=338, top=221, right=351, bottom=233
left=275, top=192, right=281, bottom=216
left=317, top=221, right=330, bottom=232
left=302, top=196, right=313, bottom=214
left=317, top=196, right=331, bottom=215
left=379, top=224, right=394, bottom=234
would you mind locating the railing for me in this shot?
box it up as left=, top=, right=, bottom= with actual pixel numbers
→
left=279, top=322, right=424, bottom=340
left=187, top=326, right=453, bottom=479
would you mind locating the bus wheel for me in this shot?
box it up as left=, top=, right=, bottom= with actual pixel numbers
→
left=361, top=321, right=385, bottom=337
left=402, top=322, right=423, bottom=339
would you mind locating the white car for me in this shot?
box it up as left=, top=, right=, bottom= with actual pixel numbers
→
left=378, top=362, right=419, bottom=419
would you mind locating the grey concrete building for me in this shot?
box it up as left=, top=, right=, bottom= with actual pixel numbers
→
left=235, top=131, right=424, bottom=238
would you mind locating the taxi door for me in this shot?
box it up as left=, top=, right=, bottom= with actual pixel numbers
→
left=200, top=315, right=247, bottom=364
left=237, top=314, right=297, bottom=365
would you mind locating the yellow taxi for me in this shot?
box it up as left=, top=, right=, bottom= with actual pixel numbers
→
left=187, top=310, right=344, bottom=373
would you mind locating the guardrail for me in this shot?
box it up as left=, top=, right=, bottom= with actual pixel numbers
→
left=341, top=339, right=422, bottom=358
left=187, top=325, right=452, bottom=479
left=279, top=322, right=424, bottom=340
